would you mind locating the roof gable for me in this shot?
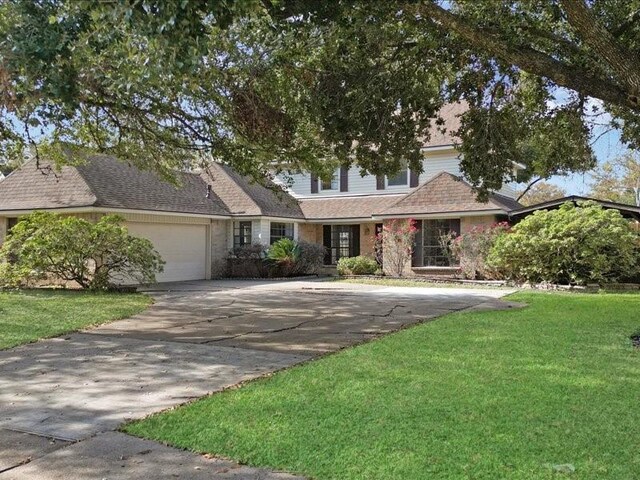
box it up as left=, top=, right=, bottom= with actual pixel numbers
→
left=377, top=172, right=521, bottom=216
left=203, top=163, right=303, bottom=219
left=0, top=159, right=97, bottom=211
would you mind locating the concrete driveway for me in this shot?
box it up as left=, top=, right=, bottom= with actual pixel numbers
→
left=0, top=279, right=515, bottom=479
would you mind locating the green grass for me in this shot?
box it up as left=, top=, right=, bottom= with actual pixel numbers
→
left=0, top=289, right=151, bottom=349
left=335, top=277, right=511, bottom=289
left=125, top=292, right=640, bottom=479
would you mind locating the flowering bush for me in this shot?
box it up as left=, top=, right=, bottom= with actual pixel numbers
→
left=376, top=219, right=418, bottom=277
left=447, top=222, right=511, bottom=279
left=487, top=202, right=640, bottom=285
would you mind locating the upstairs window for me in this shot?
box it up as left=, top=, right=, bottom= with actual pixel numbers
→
left=270, top=222, right=294, bottom=244
left=387, top=161, right=408, bottom=187
left=321, top=170, right=339, bottom=191
left=233, top=221, right=252, bottom=249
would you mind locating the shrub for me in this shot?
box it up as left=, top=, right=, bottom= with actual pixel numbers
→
left=226, top=243, right=266, bottom=277
left=266, top=238, right=300, bottom=275
left=377, top=219, right=417, bottom=277
left=0, top=212, right=164, bottom=290
left=230, top=243, right=266, bottom=259
left=336, top=256, right=379, bottom=276
left=487, top=202, right=640, bottom=285
left=447, top=222, right=511, bottom=279
left=227, top=240, right=325, bottom=278
left=293, top=241, right=326, bottom=275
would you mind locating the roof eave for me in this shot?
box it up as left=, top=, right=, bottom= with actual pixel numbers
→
left=0, top=205, right=232, bottom=219
left=372, top=208, right=507, bottom=220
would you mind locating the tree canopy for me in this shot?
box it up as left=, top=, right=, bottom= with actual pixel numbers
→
left=1, top=1, right=639, bottom=198
left=517, top=182, right=567, bottom=206
left=590, top=153, right=640, bottom=206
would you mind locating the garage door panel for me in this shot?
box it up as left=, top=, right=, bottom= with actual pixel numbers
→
left=126, top=222, right=207, bottom=282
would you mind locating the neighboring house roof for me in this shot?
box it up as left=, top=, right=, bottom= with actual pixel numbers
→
left=299, top=194, right=405, bottom=221
left=509, top=195, right=640, bottom=221
left=202, top=163, right=304, bottom=219
left=376, top=172, right=521, bottom=217
left=0, top=156, right=230, bottom=216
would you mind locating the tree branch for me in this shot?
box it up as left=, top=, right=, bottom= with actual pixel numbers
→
left=416, top=2, right=638, bottom=112
left=516, top=177, right=543, bottom=202
left=560, top=0, right=640, bottom=105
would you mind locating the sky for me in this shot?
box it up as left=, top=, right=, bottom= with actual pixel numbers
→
left=547, top=127, right=627, bottom=196
left=541, top=92, right=630, bottom=196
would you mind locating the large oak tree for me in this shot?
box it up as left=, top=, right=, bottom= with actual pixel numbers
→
left=1, top=1, right=639, bottom=198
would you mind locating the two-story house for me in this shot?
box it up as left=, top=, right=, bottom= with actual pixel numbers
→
left=0, top=105, right=522, bottom=282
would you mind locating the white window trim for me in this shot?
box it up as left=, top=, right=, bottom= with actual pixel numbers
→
left=386, top=168, right=410, bottom=187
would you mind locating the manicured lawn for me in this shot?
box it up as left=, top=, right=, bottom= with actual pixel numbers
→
left=0, top=290, right=151, bottom=349
left=125, top=292, right=640, bottom=479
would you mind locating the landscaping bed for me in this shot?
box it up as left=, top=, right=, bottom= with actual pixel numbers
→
left=125, top=291, right=640, bottom=479
left=0, top=289, right=151, bottom=349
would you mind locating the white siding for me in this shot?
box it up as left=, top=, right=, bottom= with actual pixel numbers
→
left=276, top=146, right=519, bottom=200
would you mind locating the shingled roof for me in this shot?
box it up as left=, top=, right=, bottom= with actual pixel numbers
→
left=299, top=194, right=404, bottom=221
left=376, top=172, right=521, bottom=217
left=0, top=156, right=522, bottom=221
left=202, top=163, right=304, bottom=219
left=420, top=102, right=466, bottom=148
left=0, top=156, right=230, bottom=216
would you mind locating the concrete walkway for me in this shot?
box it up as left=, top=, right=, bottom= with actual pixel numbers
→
left=0, top=279, right=515, bottom=479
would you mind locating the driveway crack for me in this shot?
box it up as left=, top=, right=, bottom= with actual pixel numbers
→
left=202, top=317, right=325, bottom=343
left=370, top=305, right=404, bottom=317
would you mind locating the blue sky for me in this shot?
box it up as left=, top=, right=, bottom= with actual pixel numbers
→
left=547, top=127, right=627, bottom=196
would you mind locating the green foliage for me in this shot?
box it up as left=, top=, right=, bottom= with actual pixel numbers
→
left=294, top=241, right=326, bottom=276
left=448, top=222, right=511, bottom=280
left=336, top=256, right=379, bottom=276
left=266, top=238, right=300, bottom=266
left=2, top=1, right=638, bottom=197
left=516, top=181, right=566, bottom=206
left=590, top=152, right=640, bottom=206
left=228, top=239, right=325, bottom=278
left=0, top=212, right=164, bottom=290
left=487, top=202, right=640, bottom=285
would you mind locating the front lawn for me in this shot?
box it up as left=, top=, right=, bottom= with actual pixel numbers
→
left=0, top=290, right=151, bottom=349
left=125, top=292, right=640, bottom=479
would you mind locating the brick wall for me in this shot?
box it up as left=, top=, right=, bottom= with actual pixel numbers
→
left=298, top=223, right=322, bottom=244
left=359, top=222, right=377, bottom=258
left=211, top=219, right=230, bottom=277
left=461, top=215, right=498, bottom=234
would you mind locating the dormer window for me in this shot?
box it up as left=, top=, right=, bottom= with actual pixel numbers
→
left=387, top=161, right=408, bottom=187
left=321, top=170, right=339, bottom=191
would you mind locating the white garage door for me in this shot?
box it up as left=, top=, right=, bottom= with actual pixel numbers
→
left=126, top=222, right=207, bottom=282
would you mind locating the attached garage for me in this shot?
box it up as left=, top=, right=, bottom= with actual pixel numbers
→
left=126, top=222, right=208, bottom=282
